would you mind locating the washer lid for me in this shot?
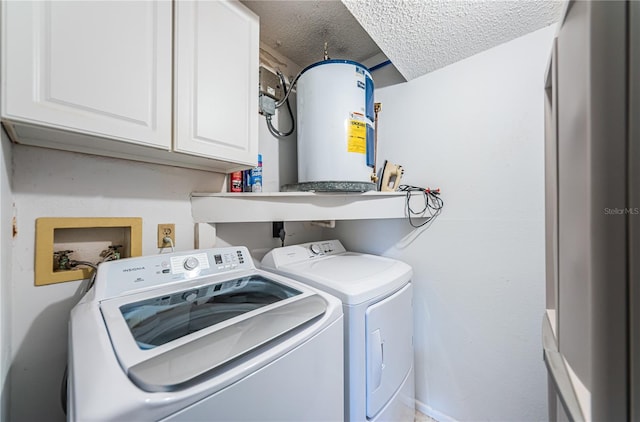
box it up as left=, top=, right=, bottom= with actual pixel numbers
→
left=100, top=271, right=329, bottom=392
left=280, top=253, right=412, bottom=305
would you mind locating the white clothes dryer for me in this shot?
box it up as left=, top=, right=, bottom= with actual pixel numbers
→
left=262, top=240, right=415, bottom=422
left=68, top=246, right=344, bottom=421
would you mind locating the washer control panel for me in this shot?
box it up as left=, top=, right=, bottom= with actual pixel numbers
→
left=97, top=247, right=253, bottom=300
left=170, top=253, right=210, bottom=274
left=309, top=244, right=322, bottom=255
left=262, top=239, right=347, bottom=268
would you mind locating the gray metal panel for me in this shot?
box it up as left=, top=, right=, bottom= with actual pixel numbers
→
left=128, top=294, right=327, bottom=392
left=556, top=0, right=591, bottom=388
left=588, top=2, right=628, bottom=420
left=556, top=2, right=631, bottom=418
left=629, top=1, right=640, bottom=419
left=545, top=37, right=559, bottom=312
left=542, top=314, right=585, bottom=422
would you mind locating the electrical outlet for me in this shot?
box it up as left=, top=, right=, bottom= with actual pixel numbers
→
left=158, top=224, right=175, bottom=248
left=272, top=221, right=284, bottom=238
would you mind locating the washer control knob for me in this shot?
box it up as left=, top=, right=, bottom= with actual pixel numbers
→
left=182, top=290, right=198, bottom=302
left=183, top=257, right=199, bottom=271
left=309, top=244, right=322, bottom=255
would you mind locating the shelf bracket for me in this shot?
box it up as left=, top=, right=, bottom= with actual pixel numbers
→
left=195, top=222, right=217, bottom=249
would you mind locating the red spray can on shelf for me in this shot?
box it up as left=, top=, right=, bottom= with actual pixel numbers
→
left=229, top=171, right=243, bottom=192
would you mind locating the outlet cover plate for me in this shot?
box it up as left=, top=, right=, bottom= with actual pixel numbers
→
left=158, top=224, right=176, bottom=248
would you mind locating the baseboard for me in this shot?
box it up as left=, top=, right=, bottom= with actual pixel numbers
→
left=415, top=399, right=458, bottom=422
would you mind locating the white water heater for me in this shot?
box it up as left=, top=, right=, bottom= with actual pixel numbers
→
left=295, top=59, right=375, bottom=191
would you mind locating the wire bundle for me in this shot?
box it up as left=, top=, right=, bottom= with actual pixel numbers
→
left=398, top=184, right=444, bottom=228
left=265, top=70, right=296, bottom=138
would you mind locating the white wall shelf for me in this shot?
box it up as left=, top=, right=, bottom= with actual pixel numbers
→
left=190, top=191, right=410, bottom=223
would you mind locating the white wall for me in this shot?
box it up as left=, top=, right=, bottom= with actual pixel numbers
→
left=1, top=129, right=13, bottom=422
left=333, top=25, right=556, bottom=421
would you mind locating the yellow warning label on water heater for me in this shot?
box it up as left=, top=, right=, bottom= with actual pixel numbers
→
left=347, top=119, right=366, bottom=154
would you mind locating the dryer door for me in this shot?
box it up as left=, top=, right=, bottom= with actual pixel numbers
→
left=366, top=283, right=413, bottom=418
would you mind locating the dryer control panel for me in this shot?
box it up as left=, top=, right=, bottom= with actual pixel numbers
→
left=95, top=247, right=254, bottom=300
left=262, top=239, right=347, bottom=268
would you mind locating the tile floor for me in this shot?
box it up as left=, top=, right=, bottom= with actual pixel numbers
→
left=415, top=410, right=439, bottom=422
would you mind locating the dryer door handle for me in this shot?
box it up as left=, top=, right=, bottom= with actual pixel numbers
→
left=368, top=329, right=384, bottom=391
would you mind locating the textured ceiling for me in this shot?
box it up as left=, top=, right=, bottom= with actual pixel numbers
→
left=241, top=1, right=382, bottom=69
left=242, top=0, right=565, bottom=81
left=342, top=0, right=565, bottom=80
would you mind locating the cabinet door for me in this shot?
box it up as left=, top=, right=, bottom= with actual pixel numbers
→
left=2, top=1, right=172, bottom=149
left=174, top=0, right=258, bottom=166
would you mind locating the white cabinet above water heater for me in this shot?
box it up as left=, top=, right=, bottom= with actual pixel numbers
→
left=1, top=0, right=259, bottom=172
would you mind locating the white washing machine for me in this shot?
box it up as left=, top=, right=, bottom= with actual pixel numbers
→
left=68, top=246, right=344, bottom=421
left=262, top=240, right=415, bottom=422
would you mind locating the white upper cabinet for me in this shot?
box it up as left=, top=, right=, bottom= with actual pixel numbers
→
left=174, top=1, right=259, bottom=166
left=1, top=0, right=259, bottom=172
left=2, top=1, right=172, bottom=149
